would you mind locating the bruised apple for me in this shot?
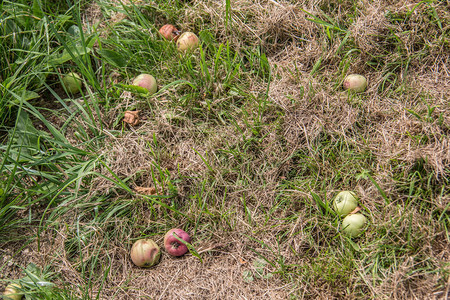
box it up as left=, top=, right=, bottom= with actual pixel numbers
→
left=164, top=228, right=191, bottom=256
left=132, top=74, right=157, bottom=95
left=176, top=32, right=199, bottom=52
left=159, top=24, right=180, bottom=41
left=130, top=239, right=161, bottom=267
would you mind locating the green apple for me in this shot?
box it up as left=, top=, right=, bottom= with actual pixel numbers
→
left=342, top=213, right=367, bottom=238
left=332, top=191, right=358, bottom=217
left=62, top=72, right=82, bottom=94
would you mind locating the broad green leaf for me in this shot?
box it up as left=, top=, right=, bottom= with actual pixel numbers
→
left=97, top=49, right=128, bottom=68
left=8, top=111, right=47, bottom=162
left=47, top=45, right=92, bottom=66
left=32, top=0, right=45, bottom=18
left=119, top=84, right=150, bottom=94
left=21, top=90, right=40, bottom=101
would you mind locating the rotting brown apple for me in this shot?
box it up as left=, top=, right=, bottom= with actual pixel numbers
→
left=132, top=74, right=157, bottom=95
left=164, top=228, right=191, bottom=256
left=176, top=32, right=199, bottom=52
left=159, top=24, right=180, bottom=41
left=130, top=239, right=161, bottom=267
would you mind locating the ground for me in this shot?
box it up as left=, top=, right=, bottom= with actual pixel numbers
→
left=0, top=0, right=449, bottom=299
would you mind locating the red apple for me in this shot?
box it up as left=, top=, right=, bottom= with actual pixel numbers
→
left=159, top=24, right=180, bottom=41
left=130, top=239, right=161, bottom=267
left=164, top=228, right=191, bottom=256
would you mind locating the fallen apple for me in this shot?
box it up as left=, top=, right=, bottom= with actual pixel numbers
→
left=343, top=74, right=367, bottom=93
left=3, top=283, right=23, bottom=300
left=332, top=191, right=358, bottom=217
left=342, top=213, right=367, bottom=238
left=164, top=228, right=191, bottom=256
left=176, top=32, right=199, bottom=52
left=130, top=239, right=161, bottom=267
left=159, top=24, right=180, bottom=41
left=62, top=72, right=82, bottom=94
left=132, top=74, right=157, bottom=95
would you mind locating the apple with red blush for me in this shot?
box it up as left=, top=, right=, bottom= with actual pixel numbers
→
left=164, top=228, right=191, bottom=256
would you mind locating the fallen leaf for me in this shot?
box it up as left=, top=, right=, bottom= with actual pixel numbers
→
left=349, top=206, right=361, bottom=214
left=123, top=110, right=140, bottom=126
left=135, top=186, right=156, bottom=195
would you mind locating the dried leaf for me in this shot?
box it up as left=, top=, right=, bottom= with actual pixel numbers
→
left=135, top=186, right=156, bottom=195
left=123, top=110, right=140, bottom=126
left=349, top=206, right=361, bottom=215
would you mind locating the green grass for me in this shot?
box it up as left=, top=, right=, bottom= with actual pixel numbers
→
left=1, top=0, right=449, bottom=298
